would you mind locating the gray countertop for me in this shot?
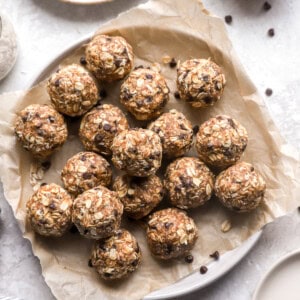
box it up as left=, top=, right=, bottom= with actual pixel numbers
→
left=1, top=0, right=300, bottom=299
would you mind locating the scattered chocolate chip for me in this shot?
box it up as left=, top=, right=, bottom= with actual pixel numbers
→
left=48, top=116, right=55, bottom=123
left=225, top=15, right=232, bottom=24
left=200, top=265, right=208, bottom=274
left=204, top=96, right=213, bottom=104
left=40, top=182, right=47, bottom=187
left=80, top=155, right=87, bottom=161
left=99, top=89, right=107, bottom=99
left=145, top=96, right=153, bottom=103
left=54, top=79, right=60, bottom=87
left=265, top=88, right=273, bottom=96
left=134, top=65, right=144, bottom=70
left=94, top=134, right=104, bottom=145
left=88, top=259, right=93, bottom=267
left=169, top=58, right=177, bottom=68
left=21, top=115, right=28, bottom=123
left=174, top=91, right=180, bottom=99
left=146, top=74, right=153, bottom=80
left=103, top=123, right=112, bottom=131
left=193, top=125, right=199, bottom=135
left=123, top=91, right=133, bottom=101
left=115, top=59, right=123, bottom=68
left=263, top=1, right=272, bottom=11
left=49, top=203, right=56, bottom=209
left=268, top=28, right=275, bottom=37
left=104, top=272, right=112, bottom=278
left=82, top=172, right=92, bottom=180
left=41, top=161, right=51, bottom=171
left=69, top=225, right=79, bottom=234
left=164, top=222, right=173, bottom=229
left=202, top=75, right=209, bottom=82
left=185, top=254, right=194, bottom=263
left=224, top=148, right=233, bottom=157
left=166, top=244, right=174, bottom=254
left=209, top=251, right=220, bottom=260
left=80, top=56, right=87, bottom=65
left=251, top=167, right=255, bottom=172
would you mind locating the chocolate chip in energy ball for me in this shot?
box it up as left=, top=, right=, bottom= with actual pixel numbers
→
left=80, top=56, right=87, bottom=65
left=200, top=265, right=208, bottom=274
left=193, top=125, right=199, bottom=135
left=268, top=28, right=275, bottom=37
left=174, top=91, right=180, bottom=99
left=169, top=58, right=177, bottom=69
left=263, top=2, right=272, bottom=11
left=225, top=15, right=233, bottom=24
left=41, top=161, right=51, bottom=171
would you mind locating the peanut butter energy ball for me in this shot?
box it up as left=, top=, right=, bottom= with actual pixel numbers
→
left=26, top=183, right=73, bottom=237
left=72, top=186, right=123, bottom=239
left=14, top=104, right=68, bottom=159
left=85, top=35, right=134, bottom=82
left=215, top=162, right=266, bottom=212
left=111, top=128, right=162, bottom=177
left=196, top=115, right=248, bottom=168
left=147, top=208, right=198, bottom=260
left=113, top=175, right=163, bottom=219
left=47, top=64, right=99, bottom=117
left=120, top=68, right=170, bottom=120
left=61, top=151, right=112, bottom=196
left=90, top=229, right=141, bottom=280
left=79, top=104, right=129, bottom=156
left=165, top=157, right=214, bottom=209
left=148, top=109, right=193, bottom=158
left=177, top=59, right=226, bottom=108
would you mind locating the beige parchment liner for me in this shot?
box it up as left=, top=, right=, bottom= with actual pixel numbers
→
left=1, top=0, right=300, bottom=299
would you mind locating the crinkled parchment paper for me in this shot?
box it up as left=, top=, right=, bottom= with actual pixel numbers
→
left=1, top=0, right=300, bottom=299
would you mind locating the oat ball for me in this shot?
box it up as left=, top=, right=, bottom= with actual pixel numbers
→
left=47, top=64, right=99, bottom=117
left=113, top=175, right=163, bottom=219
left=164, top=157, right=214, bottom=209
left=148, top=109, right=193, bottom=158
left=26, top=183, right=73, bottom=237
left=177, top=59, right=226, bottom=108
left=72, top=185, right=123, bottom=239
left=14, top=104, right=68, bottom=159
left=90, top=229, right=141, bottom=280
left=196, top=115, right=248, bottom=168
left=85, top=35, right=134, bottom=82
left=215, top=162, right=266, bottom=212
left=147, top=208, right=198, bottom=260
left=61, top=152, right=112, bottom=196
left=79, top=104, right=129, bottom=156
left=120, top=68, right=170, bottom=120
left=111, top=128, right=162, bottom=177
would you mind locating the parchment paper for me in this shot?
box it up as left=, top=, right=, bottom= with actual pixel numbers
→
left=1, top=0, right=300, bottom=299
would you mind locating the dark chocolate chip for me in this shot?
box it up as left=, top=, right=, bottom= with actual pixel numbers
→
left=228, top=118, right=236, bottom=129
left=136, top=100, right=144, bottom=108
left=115, top=59, right=123, bottom=68
left=145, top=96, right=153, bottom=103
left=94, top=134, right=104, bottom=146
left=204, top=96, right=213, bottom=104
left=82, top=172, right=92, bottom=180
left=185, top=254, right=194, bottom=263
left=263, top=2, right=272, bottom=11
left=99, top=89, right=107, bottom=99
left=174, top=91, right=180, bottom=99
left=22, top=115, right=28, bottom=123
left=88, top=259, right=93, bottom=267
left=146, top=74, right=153, bottom=80
left=80, top=155, right=87, bottom=161
left=169, top=58, right=177, bottom=68
left=69, top=225, right=79, bottom=234
left=202, top=75, right=209, bottom=82
left=134, top=65, right=144, bottom=70
left=103, top=123, right=112, bottom=131
left=80, top=56, right=87, bottom=65
left=224, top=148, right=233, bottom=157
left=200, top=265, right=208, bottom=274
left=36, top=129, right=45, bottom=136
left=49, top=203, right=56, bottom=209
left=40, top=182, right=47, bottom=187
left=84, top=229, right=89, bottom=235
left=106, top=37, right=112, bottom=42
left=268, top=28, right=275, bottom=37
left=48, top=116, right=55, bottom=123
left=251, top=167, right=255, bottom=172
left=209, top=251, right=220, bottom=260
left=164, top=222, right=173, bottom=229
left=144, top=165, right=152, bottom=171
left=54, top=79, right=60, bottom=87
left=122, top=91, right=133, bottom=101
left=131, top=259, right=139, bottom=267
left=179, top=133, right=186, bottom=140
left=265, top=88, right=273, bottom=96
left=41, top=161, right=51, bottom=171
left=104, top=272, right=112, bottom=278
left=193, top=125, right=199, bottom=135
left=225, top=15, right=232, bottom=24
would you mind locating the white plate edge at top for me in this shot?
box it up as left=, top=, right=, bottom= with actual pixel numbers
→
left=59, top=0, right=112, bottom=5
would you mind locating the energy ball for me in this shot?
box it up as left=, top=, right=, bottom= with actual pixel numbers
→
left=90, top=229, right=141, bottom=280
left=147, top=208, right=198, bottom=260
left=196, top=115, right=248, bottom=168
left=26, top=183, right=73, bottom=237
left=111, top=128, right=162, bottom=177
left=164, top=157, right=214, bottom=209
left=113, top=175, right=164, bottom=219
left=120, top=68, right=170, bottom=120
left=79, top=104, right=129, bottom=156
left=72, top=185, right=123, bottom=239
left=61, top=151, right=112, bottom=196
left=177, top=58, right=226, bottom=108
left=215, top=162, right=266, bottom=212
left=148, top=109, right=193, bottom=158
left=85, top=34, right=134, bottom=82
left=47, top=64, right=99, bottom=117
left=14, top=104, right=68, bottom=159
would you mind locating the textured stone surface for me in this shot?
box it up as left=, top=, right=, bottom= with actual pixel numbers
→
left=0, top=0, right=300, bottom=299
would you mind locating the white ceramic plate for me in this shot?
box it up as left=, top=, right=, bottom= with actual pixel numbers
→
left=30, top=34, right=262, bottom=300
left=59, top=0, right=112, bottom=4
left=253, top=250, right=300, bottom=300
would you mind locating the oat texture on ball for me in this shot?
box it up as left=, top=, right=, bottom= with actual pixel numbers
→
left=177, top=58, right=226, bottom=108
left=113, top=175, right=164, bottom=219
left=196, top=115, right=248, bottom=168
left=26, top=183, right=73, bottom=237
left=215, top=162, right=266, bottom=212
left=47, top=64, right=99, bottom=117
left=148, top=109, right=193, bottom=158
left=79, top=104, right=129, bottom=156
left=90, top=229, right=141, bottom=280
left=147, top=208, right=198, bottom=260
left=14, top=104, right=68, bottom=159
left=72, top=185, right=123, bottom=239
left=61, top=151, right=112, bottom=196
left=111, top=128, right=162, bottom=177
left=85, top=35, right=134, bottom=82
left=120, top=67, right=170, bottom=120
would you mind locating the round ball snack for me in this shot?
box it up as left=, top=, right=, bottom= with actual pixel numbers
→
left=196, top=115, right=248, bottom=168
left=214, top=162, right=266, bottom=212
left=164, top=157, right=214, bottom=209
left=147, top=208, right=198, bottom=260
left=113, top=175, right=164, bottom=219
left=90, top=229, right=141, bottom=280
left=61, top=151, right=112, bottom=196
left=148, top=109, right=193, bottom=158
left=26, top=183, right=73, bottom=237
left=177, top=58, right=226, bottom=108
left=72, top=185, right=123, bottom=239
left=111, top=128, right=162, bottom=177
left=120, top=68, right=170, bottom=120
left=79, top=104, right=129, bottom=156
left=47, top=64, right=99, bottom=117
left=14, top=104, right=68, bottom=159
left=85, top=34, right=134, bottom=82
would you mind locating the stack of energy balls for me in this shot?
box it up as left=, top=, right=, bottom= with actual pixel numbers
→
left=14, top=34, right=266, bottom=281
